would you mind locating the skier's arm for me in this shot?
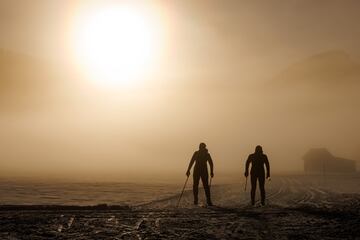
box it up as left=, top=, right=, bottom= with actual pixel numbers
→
left=264, top=155, right=270, bottom=178
left=208, top=154, right=214, bottom=177
left=186, top=152, right=196, bottom=176
left=245, top=155, right=251, bottom=177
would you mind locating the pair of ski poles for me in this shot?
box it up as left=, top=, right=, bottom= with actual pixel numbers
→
left=176, top=175, right=212, bottom=208
left=244, top=176, right=271, bottom=192
left=177, top=175, right=264, bottom=207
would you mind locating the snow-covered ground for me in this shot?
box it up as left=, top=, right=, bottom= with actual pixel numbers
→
left=0, top=174, right=359, bottom=239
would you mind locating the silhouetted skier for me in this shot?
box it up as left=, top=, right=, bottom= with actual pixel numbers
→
left=245, top=145, right=270, bottom=206
left=186, top=143, right=214, bottom=206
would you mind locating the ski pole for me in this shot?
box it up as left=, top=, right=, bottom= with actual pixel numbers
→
left=177, top=176, right=189, bottom=208
left=244, top=176, right=248, bottom=192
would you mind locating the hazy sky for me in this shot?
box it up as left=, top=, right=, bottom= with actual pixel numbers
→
left=1, top=0, right=360, bottom=75
left=0, top=0, right=359, bottom=181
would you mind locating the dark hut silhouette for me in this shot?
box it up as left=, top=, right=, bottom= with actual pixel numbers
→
left=303, top=148, right=356, bottom=173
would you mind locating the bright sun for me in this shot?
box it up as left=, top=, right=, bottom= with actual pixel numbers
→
left=73, top=4, right=160, bottom=87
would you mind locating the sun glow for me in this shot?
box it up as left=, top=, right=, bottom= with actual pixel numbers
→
left=72, top=4, right=161, bottom=87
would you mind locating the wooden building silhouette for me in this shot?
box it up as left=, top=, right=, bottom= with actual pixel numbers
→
left=303, top=148, right=356, bottom=173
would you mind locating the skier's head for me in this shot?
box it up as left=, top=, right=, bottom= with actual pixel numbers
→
left=199, top=142, right=207, bottom=151
left=255, top=145, right=263, bottom=154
